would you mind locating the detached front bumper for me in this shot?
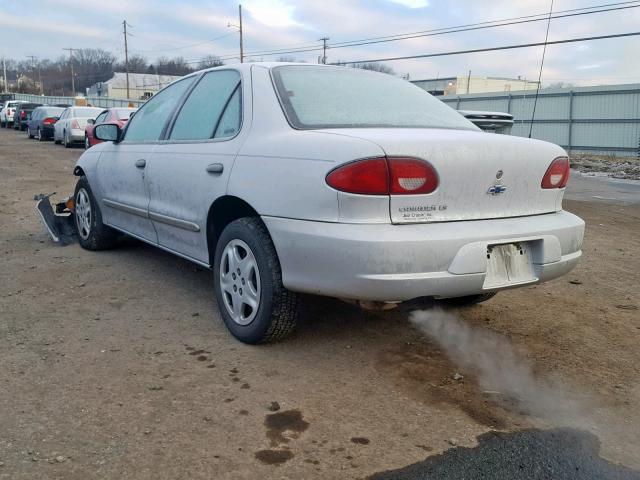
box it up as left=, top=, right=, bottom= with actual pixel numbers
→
left=263, top=211, right=585, bottom=302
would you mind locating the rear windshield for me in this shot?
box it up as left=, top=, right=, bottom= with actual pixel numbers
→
left=271, top=65, right=477, bottom=131
left=72, top=107, right=103, bottom=118
left=42, top=107, right=64, bottom=116
left=115, top=108, right=136, bottom=120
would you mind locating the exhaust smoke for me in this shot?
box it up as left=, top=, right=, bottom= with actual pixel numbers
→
left=410, top=308, right=591, bottom=425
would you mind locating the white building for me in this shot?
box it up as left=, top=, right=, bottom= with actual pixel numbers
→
left=412, top=75, right=540, bottom=96
left=86, top=72, right=183, bottom=100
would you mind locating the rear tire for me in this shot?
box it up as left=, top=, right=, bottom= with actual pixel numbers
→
left=64, top=131, right=71, bottom=148
left=213, top=217, right=299, bottom=344
left=438, top=292, right=497, bottom=307
left=28, top=129, right=34, bottom=139
left=37, top=128, right=45, bottom=141
left=85, top=136, right=90, bottom=149
left=74, top=176, right=119, bottom=251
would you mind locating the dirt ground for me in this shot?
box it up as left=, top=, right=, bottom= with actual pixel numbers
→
left=1, top=127, right=639, bottom=479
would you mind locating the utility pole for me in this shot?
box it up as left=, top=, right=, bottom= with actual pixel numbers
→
left=27, top=55, right=43, bottom=95
left=466, top=69, right=471, bottom=94
left=123, top=20, right=130, bottom=99
left=2, top=57, right=7, bottom=92
left=238, top=5, right=244, bottom=63
left=63, top=48, right=75, bottom=95
left=319, top=37, right=329, bottom=64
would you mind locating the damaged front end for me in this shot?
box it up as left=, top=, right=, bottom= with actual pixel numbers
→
left=35, top=193, right=77, bottom=245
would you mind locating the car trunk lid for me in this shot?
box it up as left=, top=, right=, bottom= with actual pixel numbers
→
left=319, top=128, right=566, bottom=224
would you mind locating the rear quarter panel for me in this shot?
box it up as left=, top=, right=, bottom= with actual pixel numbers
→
left=227, top=65, right=386, bottom=222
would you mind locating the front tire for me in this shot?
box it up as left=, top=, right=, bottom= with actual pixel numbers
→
left=74, top=176, right=119, bottom=250
left=438, top=292, right=497, bottom=307
left=213, top=217, right=299, bottom=344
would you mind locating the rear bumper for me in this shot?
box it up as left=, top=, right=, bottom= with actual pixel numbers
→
left=263, top=211, right=585, bottom=302
left=69, top=129, right=85, bottom=142
left=41, top=125, right=55, bottom=138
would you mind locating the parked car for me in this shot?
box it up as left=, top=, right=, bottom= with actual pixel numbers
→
left=84, top=107, right=137, bottom=149
left=459, top=110, right=514, bottom=134
left=74, top=63, right=584, bottom=344
left=53, top=106, right=103, bottom=147
left=27, top=106, right=65, bottom=141
left=1, top=100, right=22, bottom=128
left=13, top=102, right=42, bottom=131
left=0, top=92, right=15, bottom=103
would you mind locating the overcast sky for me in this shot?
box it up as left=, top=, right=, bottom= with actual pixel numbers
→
left=1, top=0, right=639, bottom=85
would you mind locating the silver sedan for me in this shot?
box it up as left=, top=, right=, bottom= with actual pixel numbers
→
left=72, top=63, right=584, bottom=343
left=53, top=106, right=103, bottom=147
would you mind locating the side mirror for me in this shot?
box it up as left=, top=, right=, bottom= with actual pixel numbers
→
left=87, top=118, right=95, bottom=125
left=94, top=123, right=122, bottom=143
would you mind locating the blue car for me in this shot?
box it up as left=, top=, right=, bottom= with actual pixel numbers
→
left=27, top=106, right=65, bottom=141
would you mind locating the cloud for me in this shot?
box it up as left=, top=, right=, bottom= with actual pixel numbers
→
left=2, top=0, right=639, bottom=86
left=242, top=0, right=302, bottom=28
left=0, top=11, right=108, bottom=39
left=387, top=0, right=429, bottom=8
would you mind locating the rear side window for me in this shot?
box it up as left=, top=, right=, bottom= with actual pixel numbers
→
left=169, top=70, right=241, bottom=141
left=124, top=77, right=195, bottom=142
left=214, top=87, right=241, bottom=139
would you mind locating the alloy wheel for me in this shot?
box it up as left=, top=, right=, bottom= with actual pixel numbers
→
left=219, top=239, right=261, bottom=326
left=75, top=188, right=92, bottom=240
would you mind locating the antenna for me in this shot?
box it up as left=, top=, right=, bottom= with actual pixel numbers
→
left=529, top=0, right=554, bottom=138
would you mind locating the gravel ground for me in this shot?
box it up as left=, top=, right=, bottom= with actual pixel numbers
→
left=1, top=127, right=639, bottom=479
left=570, top=154, right=640, bottom=180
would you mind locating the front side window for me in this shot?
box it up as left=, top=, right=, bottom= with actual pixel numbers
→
left=169, top=70, right=241, bottom=141
left=272, top=65, right=477, bottom=131
left=124, top=77, right=195, bottom=142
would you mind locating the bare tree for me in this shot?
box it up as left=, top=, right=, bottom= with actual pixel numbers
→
left=117, top=54, right=148, bottom=74
left=351, top=62, right=394, bottom=74
left=155, top=56, right=193, bottom=76
left=198, top=55, right=224, bottom=69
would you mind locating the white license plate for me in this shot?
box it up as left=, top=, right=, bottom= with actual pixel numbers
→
left=483, top=242, right=536, bottom=289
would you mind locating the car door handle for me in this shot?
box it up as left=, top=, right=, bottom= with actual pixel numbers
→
left=206, top=163, right=224, bottom=174
left=135, top=159, right=146, bottom=169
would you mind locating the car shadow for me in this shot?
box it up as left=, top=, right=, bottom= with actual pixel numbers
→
left=110, top=235, right=435, bottom=345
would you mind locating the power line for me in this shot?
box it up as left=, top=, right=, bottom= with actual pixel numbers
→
left=328, top=0, right=640, bottom=48
left=214, top=0, right=640, bottom=60
left=331, top=31, right=640, bottom=65
left=131, top=32, right=236, bottom=54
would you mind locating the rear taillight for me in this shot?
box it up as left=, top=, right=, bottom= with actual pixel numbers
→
left=43, top=117, right=57, bottom=125
left=541, top=156, right=570, bottom=189
left=326, top=158, right=389, bottom=195
left=20, top=111, right=26, bottom=119
left=388, top=157, right=439, bottom=194
left=326, top=157, right=438, bottom=195
left=71, top=120, right=79, bottom=129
